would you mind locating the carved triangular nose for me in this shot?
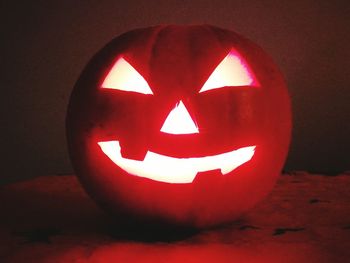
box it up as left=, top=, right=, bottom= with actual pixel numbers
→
left=160, top=100, right=199, bottom=134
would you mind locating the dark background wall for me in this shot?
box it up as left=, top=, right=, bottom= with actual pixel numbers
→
left=1, top=0, right=349, bottom=183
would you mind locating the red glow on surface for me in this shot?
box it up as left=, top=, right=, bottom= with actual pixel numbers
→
left=101, top=57, right=153, bottom=94
left=72, top=243, right=321, bottom=263
left=97, top=140, right=256, bottom=183
left=199, top=49, right=259, bottom=93
left=160, top=101, right=199, bottom=134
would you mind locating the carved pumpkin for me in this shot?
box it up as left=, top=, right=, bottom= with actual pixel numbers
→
left=66, top=25, right=291, bottom=228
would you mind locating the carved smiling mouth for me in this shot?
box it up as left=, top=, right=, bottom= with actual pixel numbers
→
left=98, top=141, right=256, bottom=184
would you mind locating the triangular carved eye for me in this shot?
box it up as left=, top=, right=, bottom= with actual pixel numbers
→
left=101, top=57, right=153, bottom=95
left=199, top=49, right=259, bottom=93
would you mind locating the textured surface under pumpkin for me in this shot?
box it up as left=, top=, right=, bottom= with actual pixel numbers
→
left=66, top=25, right=291, bottom=227
left=1, top=173, right=350, bottom=263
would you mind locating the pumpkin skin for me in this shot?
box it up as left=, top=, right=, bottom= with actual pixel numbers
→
left=66, top=25, right=291, bottom=228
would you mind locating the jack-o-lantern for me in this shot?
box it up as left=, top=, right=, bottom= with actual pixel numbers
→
left=66, top=25, right=291, bottom=228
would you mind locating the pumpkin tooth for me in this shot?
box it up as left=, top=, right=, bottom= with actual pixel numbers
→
left=193, top=169, right=222, bottom=184
left=119, top=140, right=148, bottom=161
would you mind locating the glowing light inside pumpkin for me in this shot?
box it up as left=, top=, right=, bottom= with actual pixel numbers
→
left=101, top=57, right=153, bottom=94
left=98, top=141, right=256, bottom=184
left=199, top=49, right=259, bottom=93
left=160, top=101, right=199, bottom=134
